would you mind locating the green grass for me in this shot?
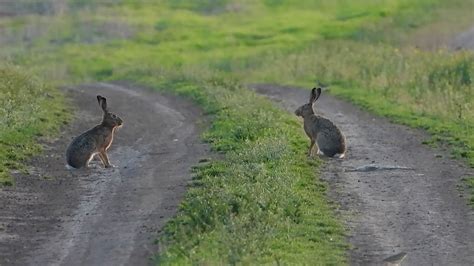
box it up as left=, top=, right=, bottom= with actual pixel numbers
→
left=0, top=66, right=69, bottom=185
left=0, top=0, right=473, bottom=263
left=153, top=80, right=346, bottom=264
left=462, top=177, right=474, bottom=206
left=2, top=0, right=440, bottom=81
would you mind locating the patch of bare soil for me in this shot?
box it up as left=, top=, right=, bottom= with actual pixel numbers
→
left=253, top=84, right=474, bottom=266
left=451, top=26, right=474, bottom=50
left=0, top=82, right=209, bottom=265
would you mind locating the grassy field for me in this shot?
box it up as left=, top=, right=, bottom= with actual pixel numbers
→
left=0, top=0, right=473, bottom=263
left=0, top=66, right=69, bottom=185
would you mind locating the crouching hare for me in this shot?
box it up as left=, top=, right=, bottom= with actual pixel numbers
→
left=66, top=95, right=123, bottom=168
left=295, top=87, right=346, bottom=158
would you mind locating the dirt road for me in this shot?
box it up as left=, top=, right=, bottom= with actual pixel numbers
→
left=0, top=82, right=208, bottom=265
left=451, top=26, right=474, bottom=50
left=253, top=84, right=474, bottom=266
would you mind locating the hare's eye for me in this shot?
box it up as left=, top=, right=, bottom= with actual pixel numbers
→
left=112, top=114, right=116, bottom=118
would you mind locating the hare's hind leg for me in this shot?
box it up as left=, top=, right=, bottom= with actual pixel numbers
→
left=98, top=152, right=112, bottom=168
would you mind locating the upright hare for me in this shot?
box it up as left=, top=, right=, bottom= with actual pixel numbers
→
left=66, top=95, right=123, bottom=168
left=295, top=87, right=346, bottom=158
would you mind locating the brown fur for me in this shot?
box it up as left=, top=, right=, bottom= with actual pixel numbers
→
left=66, top=95, right=123, bottom=168
left=295, top=87, right=346, bottom=158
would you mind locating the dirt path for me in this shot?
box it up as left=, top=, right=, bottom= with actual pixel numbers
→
left=451, top=26, right=474, bottom=50
left=0, top=82, right=208, bottom=265
left=253, top=84, right=474, bottom=266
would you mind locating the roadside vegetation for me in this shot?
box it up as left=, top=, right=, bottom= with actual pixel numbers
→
left=156, top=80, right=346, bottom=264
left=462, top=176, right=474, bottom=206
left=0, top=66, right=68, bottom=185
left=0, top=0, right=473, bottom=263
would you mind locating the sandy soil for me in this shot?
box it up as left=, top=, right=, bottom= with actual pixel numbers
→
left=0, top=82, right=209, bottom=266
left=253, top=84, right=474, bottom=266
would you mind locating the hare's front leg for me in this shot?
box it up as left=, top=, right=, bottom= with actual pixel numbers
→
left=308, top=139, right=315, bottom=157
left=98, top=151, right=112, bottom=168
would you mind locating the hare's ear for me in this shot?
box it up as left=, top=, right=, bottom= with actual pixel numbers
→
left=97, top=95, right=107, bottom=112
left=310, top=88, right=322, bottom=103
